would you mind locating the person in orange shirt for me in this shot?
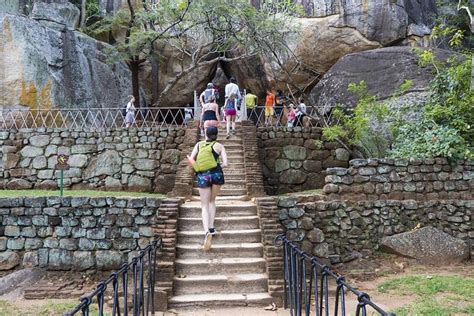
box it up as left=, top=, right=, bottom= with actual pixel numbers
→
left=265, top=89, right=276, bottom=126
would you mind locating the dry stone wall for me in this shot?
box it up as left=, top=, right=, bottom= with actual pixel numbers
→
left=323, top=158, right=473, bottom=201
left=277, top=196, right=473, bottom=265
left=256, top=127, right=350, bottom=195
left=0, top=128, right=186, bottom=193
left=0, top=196, right=165, bottom=271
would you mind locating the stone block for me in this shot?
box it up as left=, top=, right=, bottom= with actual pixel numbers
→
left=139, top=227, right=153, bottom=237
left=22, top=251, right=39, bottom=267
left=0, top=238, right=6, bottom=251
left=25, top=238, right=43, bottom=249
left=32, top=156, right=47, bottom=169
left=78, top=238, right=95, bottom=250
left=0, top=251, right=20, bottom=270
left=6, top=179, right=33, bottom=189
left=20, top=146, right=44, bottom=157
left=32, top=215, right=48, bottom=226
left=21, top=227, right=36, bottom=238
left=5, top=226, right=20, bottom=237
left=87, top=228, right=106, bottom=240
left=335, top=148, right=350, bottom=161
left=71, top=197, right=90, bottom=208
left=72, top=251, right=95, bottom=271
left=62, top=217, right=79, bottom=227
left=48, top=249, right=73, bottom=270
left=7, top=238, right=25, bottom=250
left=59, top=239, right=78, bottom=250
left=80, top=216, right=97, bottom=228
left=127, top=198, right=146, bottom=208
left=113, top=239, right=137, bottom=250
left=96, top=251, right=124, bottom=270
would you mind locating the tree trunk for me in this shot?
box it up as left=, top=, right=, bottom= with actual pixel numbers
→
left=130, top=59, right=141, bottom=107
left=80, top=0, right=86, bottom=28
left=150, top=56, right=160, bottom=105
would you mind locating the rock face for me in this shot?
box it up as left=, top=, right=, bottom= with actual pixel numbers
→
left=291, top=0, right=437, bottom=44
left=0, top=2, right=134, bottom=111
left=308, top=47, right=453, bottom=111
left=380, top=226, right=470, bottom=265
left=240, top=0, right=437, bottom=98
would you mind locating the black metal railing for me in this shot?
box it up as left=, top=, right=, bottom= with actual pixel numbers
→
left=275, top=234, right=395, bottom=316
left=64, top=237, right=163, bottom=316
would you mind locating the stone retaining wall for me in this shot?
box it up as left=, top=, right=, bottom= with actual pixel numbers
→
left=323, top=158, right=473, bottom=201
left=0, top=128, right=186, bottom=193
left=277, top=196, right=473, bottom=264
left=256, top=197, right=284, bottom=305
left=256, top=127, right=350, bottom=195
left=0, top=196, right=165, bottom=271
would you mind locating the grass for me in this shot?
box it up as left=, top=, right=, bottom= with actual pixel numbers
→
left=0, top=190, right=164, bottom=198
left=378, top=275, right=474, bottom=315
left=0, top=299, right=101, bottom=316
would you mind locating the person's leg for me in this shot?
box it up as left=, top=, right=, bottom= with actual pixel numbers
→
left=208, top=184, right=221, bottom=233
left=231, top=115, right=236, bottom=133
left=226, top=114, right=231, bottom=137
left=198, top=187, right=212, bottom=233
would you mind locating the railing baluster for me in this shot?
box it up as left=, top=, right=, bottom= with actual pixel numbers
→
left=274, top=234, right=392, bottom=316
left=64, top=238, right=162, bottom=316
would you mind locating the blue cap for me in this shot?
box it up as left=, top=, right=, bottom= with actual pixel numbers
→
left=206, top=126, right=218, bottom=136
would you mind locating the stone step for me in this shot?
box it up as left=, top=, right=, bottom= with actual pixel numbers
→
left=168, top=292, right=273, bottom=308
left=222, top=179, right=247, bottom=186
left=192, top=188, right=247, bottom=196
left=226, top=157, right=244, bottom=163
left=173, top=273, right=268, bottom=295
left=221, top=173, right=246, bottom=180
left=177, top=229, right=261, bottom=244
left=178, top=216, right=260, bottom=230
left=221, top=144, right=244, bottom=151
left=180, top=202, right=257, bottom=217
left=175, top=258, right=266, bottom=275
left=190, top=195, right=250, bottom=202
left=176, top=243, right=263, bottom=259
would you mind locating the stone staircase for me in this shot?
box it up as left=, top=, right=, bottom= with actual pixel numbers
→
left=169, top=125, right=273, bottom=308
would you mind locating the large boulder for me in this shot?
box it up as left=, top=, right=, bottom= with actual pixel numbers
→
left=242, top=0, right=438, bottom=98
left=30, top=1, right=80, bottom=28
left=0, top=3, right=134, bottom=112
left=308, top=47, right=453, bottom=111
left=139, top=43, right=218, bottom=106
left=292, top=0, right=437, bottom=45
left=380, top=226, right=470, bottom=265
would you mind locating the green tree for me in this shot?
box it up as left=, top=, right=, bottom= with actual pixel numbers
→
left=89, top=0, right=301, bottom=106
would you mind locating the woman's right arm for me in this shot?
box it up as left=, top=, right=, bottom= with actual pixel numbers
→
left=219, top=145, right=228, bottom=168
left=190, top=143, right=199, bottom=160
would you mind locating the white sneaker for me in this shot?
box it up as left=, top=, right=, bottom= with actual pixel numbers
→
left=203, top=232, right=212, bottom=251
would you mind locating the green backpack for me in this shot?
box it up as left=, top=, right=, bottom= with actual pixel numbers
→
left=193, top=141, right=218, bottom=172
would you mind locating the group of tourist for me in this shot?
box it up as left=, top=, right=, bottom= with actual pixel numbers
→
left=198, top=77, right=241, bottom=139
left=198, top=79, right=308, bottom=134
left=263, top=88, right=307, bottom=127
left=192, top=77, right=310, bottom=251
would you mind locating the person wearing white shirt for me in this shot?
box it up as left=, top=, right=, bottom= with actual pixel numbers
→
left=125, top=95, right=136, bottom=128
left=225, top=77, right=241, bottom=100
left=295, top=98, right=307, bottom=127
